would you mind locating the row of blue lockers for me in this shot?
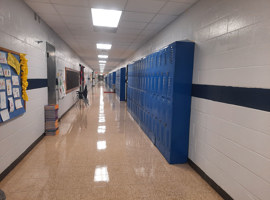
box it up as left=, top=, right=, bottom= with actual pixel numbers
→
left=127, top=41, right=195, bottom=164
left=105, top=72, right=116, bottom=90
left=105, top=68, right=126, bottom=101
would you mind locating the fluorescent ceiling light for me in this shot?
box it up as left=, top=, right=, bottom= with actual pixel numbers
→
left=99, top=60, right=107, bottom=63
left=91, top=8, right=122, bottom=28
left=97, top=43, right=112, bottom=50
left=98, top=55, right=108, bottom=59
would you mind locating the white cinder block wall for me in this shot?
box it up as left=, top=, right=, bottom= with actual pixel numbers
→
left=0, top=0, right=92, bottom=174
left=119, top=0, right=270, bottom=199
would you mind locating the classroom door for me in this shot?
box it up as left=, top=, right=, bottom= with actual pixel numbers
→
left=46, top=42, right=56, bottom=105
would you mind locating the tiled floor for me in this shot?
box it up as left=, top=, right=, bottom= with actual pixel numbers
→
left=0, top=83, right=222, bottom=200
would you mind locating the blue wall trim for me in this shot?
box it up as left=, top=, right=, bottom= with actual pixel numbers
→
left=192, top=84, right=270, bottom=112
left=27, top=79, right=48, bottom=90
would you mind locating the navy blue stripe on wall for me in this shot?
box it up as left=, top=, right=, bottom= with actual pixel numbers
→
left=192, top=84, right=270, bottom=112
left=27, top=79, right=48, bottom=90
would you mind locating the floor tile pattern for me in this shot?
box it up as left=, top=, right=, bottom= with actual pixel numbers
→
left=0, top=83, right=222, bottom=200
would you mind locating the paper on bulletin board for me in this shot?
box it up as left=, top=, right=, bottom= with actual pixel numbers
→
left=8, top=97, right=14, bottom=112
left=0, top=64, right=3, bottom=76
left=12, top=75, right=19, bottom=85
left=0, top=109, right=10, bottom=122
left=13, top=88, right=20, bottom=98
left=4, top=69, right=11, bottom=77
left=0, top=79, right=5, bottom=90
left=6, top=79, right=12, bottom=96
left=15, top=99, right=23, bottom=109
left=0, top=51, right=7, bottom=64
left=0, top=92, right=6, bottom=109
left=57, top=69, right=66, bottom=99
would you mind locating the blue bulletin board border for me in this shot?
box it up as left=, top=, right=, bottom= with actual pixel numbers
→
left=0, top=47, right=25, bottom=123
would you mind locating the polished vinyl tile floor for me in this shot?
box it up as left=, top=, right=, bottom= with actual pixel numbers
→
left=0, top=83, right=222, bottom=200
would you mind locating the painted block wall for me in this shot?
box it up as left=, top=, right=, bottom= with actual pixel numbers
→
left=119, top=0, right=270, bottom=199
left=0, top=0, right=92, bottom=174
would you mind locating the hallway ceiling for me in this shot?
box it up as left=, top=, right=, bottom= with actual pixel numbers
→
left=24, top=0, right=198, bottom=73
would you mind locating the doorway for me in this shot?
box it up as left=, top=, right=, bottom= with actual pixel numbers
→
left=46, top=42, right=56, bottom=105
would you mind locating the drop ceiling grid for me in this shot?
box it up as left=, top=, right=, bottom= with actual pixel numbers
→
left=24, top=0, right=198, bottom=72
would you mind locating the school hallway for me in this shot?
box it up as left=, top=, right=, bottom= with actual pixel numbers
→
left=0, top=83, right=221, bottom=200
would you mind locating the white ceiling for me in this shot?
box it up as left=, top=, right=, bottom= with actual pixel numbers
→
left=24, top=0, right=198, bottom=72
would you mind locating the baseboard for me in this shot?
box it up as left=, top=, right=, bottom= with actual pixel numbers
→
left=0, top=133, right=45, bottom=182
left=59, top=101, right=78, bottom=121
left=188, top=159, right=233, bottom=200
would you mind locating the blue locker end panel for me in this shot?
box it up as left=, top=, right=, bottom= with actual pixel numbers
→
left=113, top=72, right=116, bottom=85
left=170, top=41, right=195, bottom=164
left=116, top=67, right=126, bottom=101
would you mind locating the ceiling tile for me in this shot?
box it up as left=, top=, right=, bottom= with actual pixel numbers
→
left=151, top=14, right=178, bottom=24
left=119, top=21, right=147, bottom=29
left=54, top=5, right=91, bottom=18
left=38, top=13, right=63, bottom=24
left=64, top=23, right=93, bottom=31
left=159, top=2, right=190, bottom=15
left=25, top=0, right=50, bottom=3
left=50, top=0, right=89, bottom=7
left=25, top=2, right=58, bottom=15
left=140, top=29, right=158, bottom=36
left=125, top=0, right=166, bottom=13
left=89, top=0, right=127, bottom=10
left=24, top=0, right=199, bottom=72
left=70, top=28, right=93, bottom=35
left=121, top=11, right=155, bottom=23
left=62, top=16, right=91, bottom=26
left=117, top=27, right=142, bottom=35
left=170, top=0, right=198, bottom=3
left=144, top=23, right=166, bottom=31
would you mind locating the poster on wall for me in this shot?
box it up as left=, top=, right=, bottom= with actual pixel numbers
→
left=57, top=69, right=66, bottom=99
left=0, top=51, right=7, bottom=64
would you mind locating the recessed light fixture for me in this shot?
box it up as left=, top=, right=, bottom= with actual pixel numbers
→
left=91, top=8, right=122, bottom=28
left=97, top=43, right=112, bottom=50
left=99, top=60, right=107, bottom=64
left=98, top=55, right=108, bottom=59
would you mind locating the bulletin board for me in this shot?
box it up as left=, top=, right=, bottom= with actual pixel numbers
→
left=0, top=47, right=26, bottom=123
left=65, top=67, right=79, bottom=94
